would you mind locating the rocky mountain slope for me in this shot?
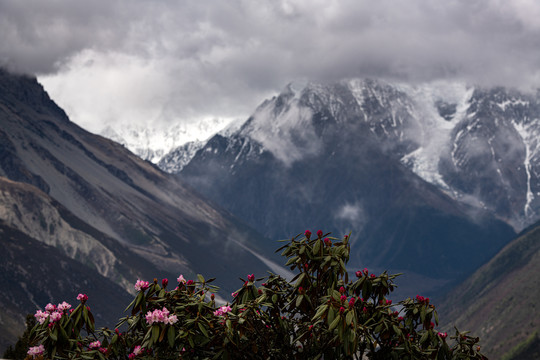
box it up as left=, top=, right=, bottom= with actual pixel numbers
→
left=437, top=220, right=540, bottom=360
left=0, top=69, right=281, bottom=350
left=0, top=217, right=133, bottom=353
left=174, top=80, right=517, bottom=297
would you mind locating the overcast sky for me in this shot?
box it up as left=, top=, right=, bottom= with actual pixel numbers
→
left=2, top=0, right=540, bottom=133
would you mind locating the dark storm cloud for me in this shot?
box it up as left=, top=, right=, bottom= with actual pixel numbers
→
left=2, top=0, right=540, bottom=128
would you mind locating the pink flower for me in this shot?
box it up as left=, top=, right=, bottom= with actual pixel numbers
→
left=57, top=301, right=72, bottom=312
left=133, top=346, right=144, bottom=356
left=304, top=230, right=311, bottom=239
left=355, top=270, right=362, bottom=277
left=77, top=293, right=88, bottom=302
left=340, top=295, right=347, bottom=303
left=177, top=274, right=186, bottom=284
left=89, top=340, right=101, bottom=349
left=134, top=279, right=150, bottom=292
left=145, top=307, right=176, bottom=325
left=49, top=311, right=62, bottom=322
left=166, top=314, right=178, bottom=325
left=247, top=274, right=255, bottom=282
left=317, top=230, right=323, bottom=238
left=363, top=268, right=369, bottom=276
left=34, top=310, right=49, bottom=325
left=214, top=305, right=232, bottom=317
left=438, top=332, right=448, bottom=339
left=45, top=303, right=56, bottom=312
left=27, top=344, right=45, bottom=358
left=370, top=274, right=376, bottom=278
left=339, top=286, right=345, bottom=294
left=99, top=348, right=108, bottom=354
left=386, top=300, right=392, bottom=305
left=162, top=278, right=168, bottom=288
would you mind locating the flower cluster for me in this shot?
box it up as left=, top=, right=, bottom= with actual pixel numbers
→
left=89, top=340, right=101, bottom=349
left=27, top=344, right=45, bottom=358
left=77, top=293, right=88, bottom=302
left=416, top=295, right=430, bottom=304
left=128, top=345, right=144, bottom=359
left=34, top=300, right=73, bottom=325
left=145, top=307, right=178, bottom=325
left=177, top=274, right=186, bottom=284
left=213, top=305, right=232, bottom=317
left=134, top=279, right=150, bottom=292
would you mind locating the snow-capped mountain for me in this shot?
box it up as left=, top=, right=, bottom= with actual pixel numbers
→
left=164, top=79, right=540, bottom=231
left=100, top=117, right=232, bottom=163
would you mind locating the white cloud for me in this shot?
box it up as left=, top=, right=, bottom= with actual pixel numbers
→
left=2, top=0, right=540, bottom=131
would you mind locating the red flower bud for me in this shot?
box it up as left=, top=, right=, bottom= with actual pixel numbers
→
left=339, top=306, right=345, bottom=315
left=339, top=286, right=345, bottom=294
left=211, top=293, right=215, bottom=300
left=317, top=230, right=323, bottom=238
left=324, top=238, right=332, bottom=246
left=162, top=278, right=168, bottom=288
left=438, top=332, right=448, bottom=339
left=355, top=270, right=362, bottom=278
left=304, top=230, right=311, bottom=239
left=247, top=274, right=255, bottom=282
left=340, top=295, right=347, bottom=303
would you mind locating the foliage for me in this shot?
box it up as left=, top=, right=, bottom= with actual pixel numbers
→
left=24, top=230, right=487, bottom=359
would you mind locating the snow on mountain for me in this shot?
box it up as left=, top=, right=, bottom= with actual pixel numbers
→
left=99, top=117, right=233, bottom=163
left=164, top=79, right=540, bottom=231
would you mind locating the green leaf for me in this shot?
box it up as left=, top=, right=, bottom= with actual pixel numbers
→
left=345, top=311, right=354, bottom=325
left=198, top=322, right=209, bottom=338
left=392, top=324, right=402, bottom=337
left=329, top=316, right=341, bottom=331
left=152, top=325, right=160, bottom=344
left=294, top=273, right=306, bottom=288
left=313, top=239, right=321, bottom=254
left=311, top=304, right=329, bottom=322
left=420, top=331, right=429, bottom=344
left=296, top=295, right=304, bottom=308
left=327, top=307, right=335, bottom=326
left=197, top=274, right=205, bottom=283
left=285, top=256, right=298, bottom=267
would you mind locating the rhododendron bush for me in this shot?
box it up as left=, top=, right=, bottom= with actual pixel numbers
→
left=24, top=231, right=487, bottom=359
